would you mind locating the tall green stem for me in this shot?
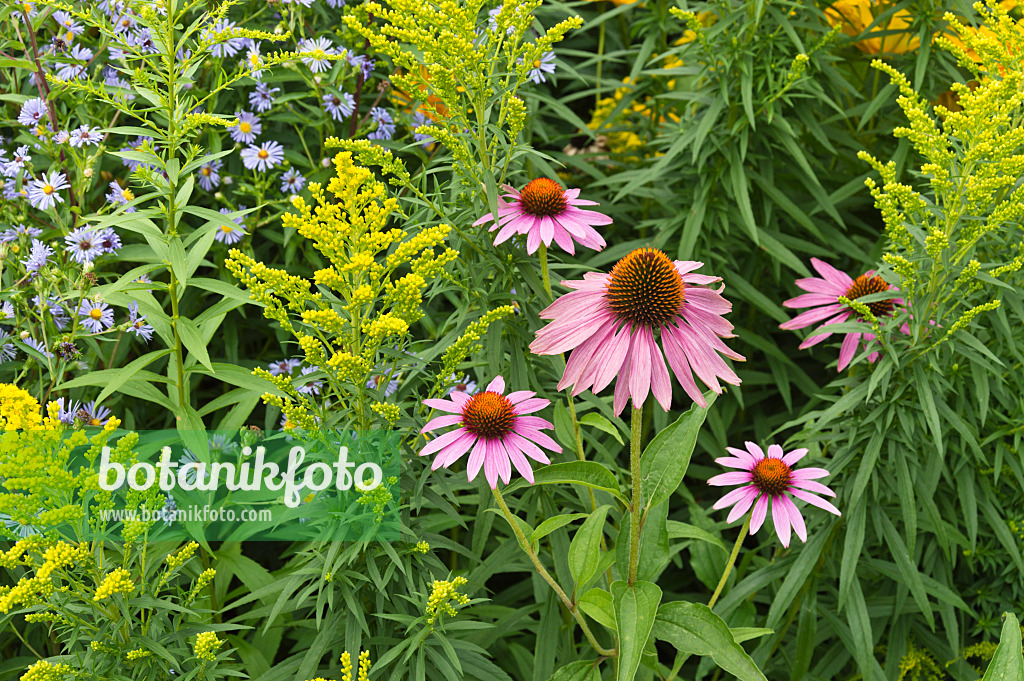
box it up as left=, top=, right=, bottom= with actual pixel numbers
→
left=627, top=405, right=643, bottom=585
left=492, top=487, right=616, bottom=658
left=708, top=515, right=750, bottom=610
left=538, top=243, right=554, bottom=300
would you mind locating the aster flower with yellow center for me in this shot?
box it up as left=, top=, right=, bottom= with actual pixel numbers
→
left=530, top=247, right=743, bottom=415
left=472, top=178, right=611, bottom=255
left=780, top=257, right=904, bottom=371
left=419, top=376, right=560, bottom=488
left=709, top=442, right=841, bottom=547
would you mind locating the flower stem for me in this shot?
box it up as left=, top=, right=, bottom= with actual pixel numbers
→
left=627, top=405, right=643, bottom=586
left=492, top=486, right=616, bottom=658
left=538, top=243, right=554, bottom=301
left=708, top=515, right=750, bottom=610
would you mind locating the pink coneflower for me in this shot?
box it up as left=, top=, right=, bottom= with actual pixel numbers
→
left=709, top=442, right=841, bottom=548
left=419, top=376, right=561, bottom=488
left=530, top=247, right=743, bottom=415
left=472, top=178, right=610, bottom=255
left=780, top=258, right=902, bottom=372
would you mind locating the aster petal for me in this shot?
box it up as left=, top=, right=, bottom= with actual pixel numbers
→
left=628, top=327, right=653, bottom=409
left=503, top=437, right=536, bottom=483
left=714, top=456, right=755, bottom=470
left=504, top=431, right=551, bottom=464
left=782, top=293, right=841, bottom=309
left=493, top=437, right=512, bottom=486
left=513, top=398, right=550, bottom=415
left=660, top=325, right=707, bottom=407
left=506, top=390, right=536, bottom=405
left=466, top=438, right=487, bottom=482
left=779, top=495, right=807, bottom=543
left=749, top=493, right=770, bottom=533
left=708, top=471, right=754, bottom=486
left=649, top=332, right=673, bottom=411
left=423, top=398, right=462, bottom=414
left=789, top=467, right=830, bottom=480
left=771, top=496, right=792, bottom=547
left=726, top=487, right=761, bottom=523
left=712, top=484, right=757, bottom=510
left=483, top=439, right=499, bottom=489
left=486, top=376, right=505, bottom=394
left=837, top=332, right=862, bottom=372
left=810, top=257, right=855, bottom=288
left=780, top=303, right=848, bottom=331
left=781, top=448, right=809, bottom=466
left=420, top=427, right=469, bottom=457
left=744, top=442, right=767, bottom=460
left=789, top=488, right=842, bottom=516
left=433, top=431, right=476, bottom=469
left=421, top=414, right=462, bottom=433
left=725, top=446, right=759, bottom=466
left=789, top=479, right=837, bottom=497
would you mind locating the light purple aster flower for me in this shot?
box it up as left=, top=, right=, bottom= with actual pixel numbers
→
left=249, top=82, right=278, bottom=113
left=55, top=45, right=93, bottom=80
left=0, top=334, right=16, bottom=364
left=348, top=53, right=374, bottom=80
left=53, top=130, right=70, bottom=144
left=22, top=239, right=53, bottom=275
left=197, top=159, right=223, bottom=191
left=368, top=107, right=395, bottom=140
left=127, top=28, right=158, bottom=53
left=367, top=372, right=399, bottom=397
left=24, top=336, right=54, bottom=359
left=78, top=300, right=114, bottom=333
left=97, top=228, right=121, bottom=254
left=64, top=226, right=102, bottom=263
left=0, top=301, right=14, bottom=321
left=0, top=224, right=42, bottom=242
left=105, top=181, right=136, bottom=212
left=295, top=366, right=323, bottom=395
left=239, top=39, right=265, bottom=80
left=126, top=301, right=154, bottom=342
left=410, top=111, right=434, bottom=147
left=214, top=207, right=247, bottom=244
left=69, top=125, right=102, bottom=148
left=322, top=91, right=355, bottom=122
left=3, top=179, right=24, bottom=201
left=326, top=0, right=345, bottom=7
left=79, top=401, right=113, bottom=427
left=240, top=141, right=284, bottom=171
left=298, top=37, right=337, bottom=73
left=205, top=19, right=245, bottom=57
left=17, top=98, right=48, bottom=127
left=526, top=51, right=556, bottom=84
left=27, top=171, right=70, bottom=210
left=53, top=10, right=83, bottom=37
left=33, top=295, right=69, bottom=331
left=52, top=397, right=80, bottom=425
left=268, top=358, right=302, bottom=376
left=228, top=111, right=261, bottom=144
left=280, top=168, right=305, bottom=194
left=3, top=145, right=31, bottom=177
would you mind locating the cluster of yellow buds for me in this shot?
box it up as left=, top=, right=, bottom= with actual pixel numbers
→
left=425, top=576, right=470, bottom=626
left=94, top=567, right=134, bottom=601
left=194, top=631, right=222, bottom=661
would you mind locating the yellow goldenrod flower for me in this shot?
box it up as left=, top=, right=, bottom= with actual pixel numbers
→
left=0, top=383, right=43, bottom=430
left=194, top=631, right=222, bottom=661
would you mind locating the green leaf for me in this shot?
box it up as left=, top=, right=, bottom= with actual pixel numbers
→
left=568, top=506, right=610, bottom=593
left=93, top=348, right=174, bottom=405
left=580, top=412, right=624, bottom=445
left=666, top=521, right=727, bottom=552
left=508, top=461, right=624, bottom=500
left=176, top=317, right=214, bottom=372
left=578, top=588, right=616, bottom=632
left=981, top=613, right=1024, bottom=681
left=731, top=628, right=773, bottom=644
left=639, top=393, right=716, bottom=511
left=612, top=580, right=662, bottom=681
left=531, top=513, right=590, bottom=547
left=653, top=602, right=767, bottom=681
left=549, top=660, right=602, bottom=681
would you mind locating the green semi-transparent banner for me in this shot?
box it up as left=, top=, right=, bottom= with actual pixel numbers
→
left=1, top=428, right=401, bottom=542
